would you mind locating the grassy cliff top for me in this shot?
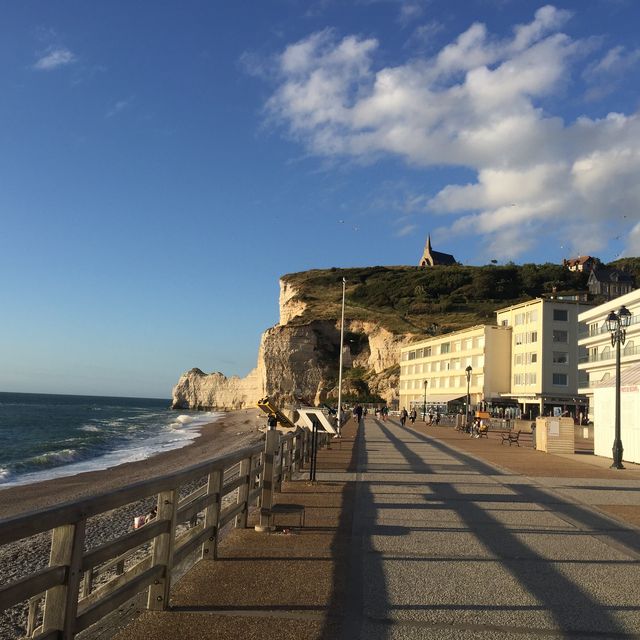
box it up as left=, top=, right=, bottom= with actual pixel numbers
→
left=281, top=259, right=639, bottom=337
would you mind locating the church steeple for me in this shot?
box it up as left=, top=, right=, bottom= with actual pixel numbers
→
left=419, top=233, right=457, bottom=267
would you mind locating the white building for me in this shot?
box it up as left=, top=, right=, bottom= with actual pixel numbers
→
left=496, top=298, right=590, bottom=419
left=398, top=325, right=512, bottom=414
left=577, top=288, right=640, bottom=464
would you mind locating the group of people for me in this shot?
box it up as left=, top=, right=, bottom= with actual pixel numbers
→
left=374, top=406, right=390, bottom=420
left=399, top=408, right=418, bottom=426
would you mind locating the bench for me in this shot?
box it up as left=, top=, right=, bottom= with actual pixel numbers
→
left=500, top=430, right=521, bottom=446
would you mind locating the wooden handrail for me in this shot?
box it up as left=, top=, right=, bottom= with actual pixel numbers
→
left=0, top=441, right=264, bottom=545
left=0, top=426, right=316, bottom=639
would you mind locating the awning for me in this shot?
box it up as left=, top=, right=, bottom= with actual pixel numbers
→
left=423, top=393, right=465, bottom=404
left=592, top=362, right=640, bottom=388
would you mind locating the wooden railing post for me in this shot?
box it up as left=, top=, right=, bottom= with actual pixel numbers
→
left=274, top=439, right=284, bottom=493
left=201, top=471, right=222, bottom=561
left=42, top=519, right=86, bottom=639
left=81, top=567, right=93, bottom=599
left=147, top=489, right=178, bottom=611
left=235, top=457, right=251, bottom=529
left=255, top=426, right=279, bottom=532
left=283, top=438, right=293, bottom=481
left=304, top=429, right=311, bottom=464
left=294, top=430, right=303, bottom=471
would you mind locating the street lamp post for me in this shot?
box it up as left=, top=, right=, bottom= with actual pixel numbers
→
left=423, top=380, right=428, bottom=422
left=336, top=278, right=347, bottom=436
left=465, top=365, right=473, bottom=433
left=605, top=305, right=632, bottom=469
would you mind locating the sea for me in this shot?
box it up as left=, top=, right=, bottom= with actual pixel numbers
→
left=0, top=392, right=221, bottom=488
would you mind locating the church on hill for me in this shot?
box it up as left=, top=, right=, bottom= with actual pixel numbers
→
left=419, top=235, right=457, bottom=267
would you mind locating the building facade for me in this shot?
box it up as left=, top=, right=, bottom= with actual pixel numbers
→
left=587, top=267, right=636, bottom=300
left=398, top=325, right=512, bottom=414
left=496, top=298, right=590, bottom=419
left=577, top=287, right=640, bottom=419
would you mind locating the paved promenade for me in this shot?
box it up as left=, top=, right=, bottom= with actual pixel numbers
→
left=117, top=417, right=640, bottom=640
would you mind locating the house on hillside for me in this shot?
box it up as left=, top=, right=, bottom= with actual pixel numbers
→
left=587, top=267, right=636, bottom=300
left=563, top=255, right=598, bottom=272
left=419, top=235, right=457, bottom=267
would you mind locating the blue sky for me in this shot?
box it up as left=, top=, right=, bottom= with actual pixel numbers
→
left=1, top=0, right=639, bottom=398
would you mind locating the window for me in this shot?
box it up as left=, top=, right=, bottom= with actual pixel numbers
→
left=424, top=347, right=432, bottom=357
left=527, top=309, right=538, bottom=322
left=553, top=330, right=568, bottom=343
left=553, top=352, right=568, bottom=364
left=515, top=333, right=523, bottom=345
left=440, top=342, right=450, bottom=354
left=415, top=348, right=423, bottom=359
left=501, top=319, right=509, bottom=326
left=553, top=373, right=568, bottom=386
left=514, top=353, right=523, bottom=365
left=401, top=352, right=409, bottom=362
left=553, top=309, right=568, bottom=321
left=515, top=312, right=525, bottom=325
left=528, top=331, right=538, bottom=343
left=464, top=338, right=473, bottom=350
left=408, top=350, right=416, bottom=360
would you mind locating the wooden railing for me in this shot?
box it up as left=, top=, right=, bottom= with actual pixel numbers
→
left=0, top=425, right=326, bottom=640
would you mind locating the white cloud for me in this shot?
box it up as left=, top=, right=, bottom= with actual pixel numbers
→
left=583, top=45, right=640, bottom=101
left=627, top=222, right=640, bottom=256
left=396, top=223, right=418, bottom=237
left=106, top=99, right=132, bottom=118
left=264, top=6, right=640, bottom=260
left=33, top=47, right=76, bottom=71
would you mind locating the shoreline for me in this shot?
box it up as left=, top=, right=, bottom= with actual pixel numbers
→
left=0, top=408, right=265, bottom=520
left=0, top=408, right=266, bottom=639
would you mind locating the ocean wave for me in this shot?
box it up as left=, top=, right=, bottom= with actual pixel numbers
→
left=173, top=412, right=221, bottom=428
left=80, top=425, right=101, bottom=432
left=29, top=448, right=81, bottom=467
left=0, top=412, right=222, bottom=488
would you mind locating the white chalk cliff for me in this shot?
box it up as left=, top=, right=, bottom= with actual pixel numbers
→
left=171, top=278, right=415, bottom=410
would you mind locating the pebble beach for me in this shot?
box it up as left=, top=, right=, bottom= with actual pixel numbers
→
left=0, top=409, right=265, bottom=639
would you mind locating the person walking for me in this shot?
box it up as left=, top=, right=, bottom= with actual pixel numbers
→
left=382, top=405, right=388, bottom=421
left=409, top=408, right=417, bottom=424
left=400, top=407, right=408, bottom=426
left=355, top=404, right=363, bottom=424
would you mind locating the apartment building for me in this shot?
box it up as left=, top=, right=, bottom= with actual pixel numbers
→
left=577, top=288, right=640, bottom=463
left=577, top=287, right=640, bottom=412
left=496, top=298, right=590, bottom=419
left=398, top=325, right=512, bottom=414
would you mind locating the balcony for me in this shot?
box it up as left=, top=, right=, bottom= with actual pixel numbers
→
left=578, top=313, right=640, bottom=339
left=578, top=343, right=640, bottom=364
